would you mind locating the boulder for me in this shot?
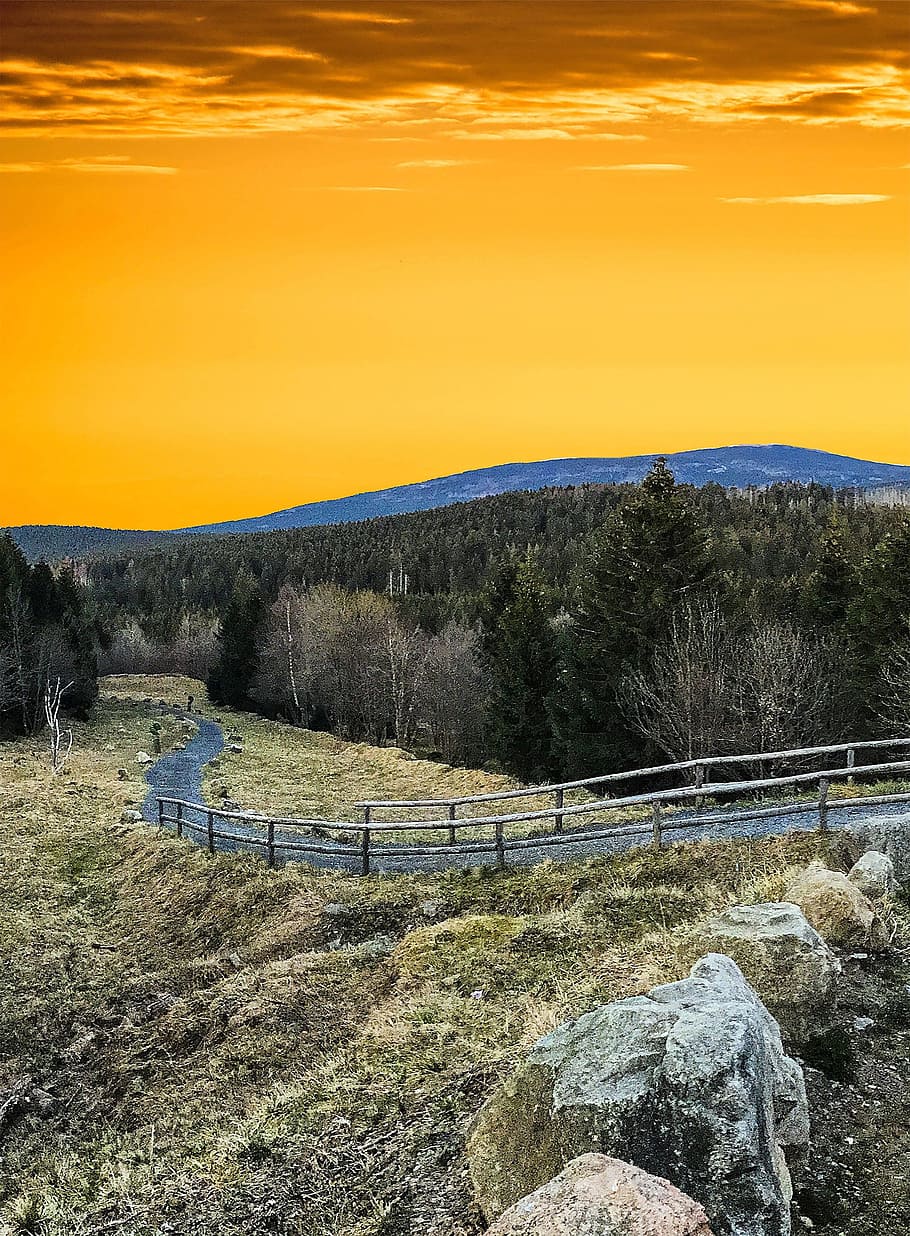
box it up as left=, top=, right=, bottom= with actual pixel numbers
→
left=467, top=954, right=807, bottom=1236
left=135, top=751, right=153, bottom=765
left=690, top=903, right=839, bottom=1043
left=847, top=813, right=910, bottom=884
left=784, top=861, right=888, bottom=951
left=485, top=1153, right=714, bottom=1236
left=847, top=851, right=896, bottom=900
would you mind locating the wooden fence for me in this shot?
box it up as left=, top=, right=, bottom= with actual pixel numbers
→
left=157, top=737, right=910, bottom=874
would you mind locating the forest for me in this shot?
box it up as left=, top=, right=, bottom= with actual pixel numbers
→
left=3, top=463, right=910, bottom=781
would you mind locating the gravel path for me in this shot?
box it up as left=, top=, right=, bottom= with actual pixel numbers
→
left=142, top=717, right=906, bottom=873
left=141, top=712, right=224, bottom=824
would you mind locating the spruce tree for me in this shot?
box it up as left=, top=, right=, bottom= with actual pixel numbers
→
left=551, top=459, right=711, bottom=776
left=208, top=581, right=264, bottom=708
left=848, top=517, right=910, bottom=727
left=483, top=553, right=558, bottom=781
left=804, top=511, right=854, bottom=632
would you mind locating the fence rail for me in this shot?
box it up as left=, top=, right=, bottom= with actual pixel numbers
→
left=156, top=737, right=910, bottom=875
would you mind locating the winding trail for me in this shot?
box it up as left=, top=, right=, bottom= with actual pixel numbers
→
left=141, top=711, right=224, bottom=824
left=142, top=715, right=907, bottom=873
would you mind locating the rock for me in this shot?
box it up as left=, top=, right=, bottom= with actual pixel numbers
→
left=135, top=752, right=153, bottom=765
left=847, top=850, right=896, bottom=900
left=229, top=743, right=243, bottom=754
left=120, top=809, right=143, bottom=824
left=690, top=902, right=839, bottom=1042
left=785, top=862, right=889, bottom=951
left=847, top=812, right=910, bottom=882
left=485, top=1153, right=714, bottom=1236
left=467, top=954, right=807, bottom=1236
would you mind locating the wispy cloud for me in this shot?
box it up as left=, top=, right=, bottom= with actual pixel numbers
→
left=721, top=192, right=890, bottom=203
left=396, top=158, right=474, bottom=168
left=581, top=162, right=690, bottom=171
left=320, top=185, right=405, bottom=192
left=0, top=155, right=177, bottom=175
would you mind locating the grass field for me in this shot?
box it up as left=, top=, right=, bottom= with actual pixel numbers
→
left=0, top=677, right=903, bottom=1234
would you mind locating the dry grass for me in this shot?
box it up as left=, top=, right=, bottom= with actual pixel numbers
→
left=0, top=678, right=868, bottom=1235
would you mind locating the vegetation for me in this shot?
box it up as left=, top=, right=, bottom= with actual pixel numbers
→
left=12, top=468, right=910, bottom=782
left=1, top=682, right=882, bottom=1236
left=0, top=534, right=98, bottom=738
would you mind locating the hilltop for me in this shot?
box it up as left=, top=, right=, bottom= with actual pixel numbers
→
left=7, top=444, right=910, bottom=561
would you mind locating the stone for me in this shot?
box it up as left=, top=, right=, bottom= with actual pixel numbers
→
left=467, top=954, right=807, bottom=1236
left=135, top=751, right=153, bottom=765
left=229, top=743, right=243, bottom=754
left=485, top=1153, right=714, bottom=1236
left=120, top=809, right=143, bottom=824
left=785, top=862, right=888, bottom=951
left=847, top=812, right=910, bottom=883
left=690, top=902, right=839, bottom=1042
left=847, top=850, right=897, bottom=900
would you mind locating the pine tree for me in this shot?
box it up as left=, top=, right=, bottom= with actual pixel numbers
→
left=551, top=459, right=712, bottom=776
left=482, top=553, right=558, bottom=781
left=208, top=581, right=264, bottom=708
left=804, top=511, right=854, bottom=631
left=848, top=517, right=910, bottom=728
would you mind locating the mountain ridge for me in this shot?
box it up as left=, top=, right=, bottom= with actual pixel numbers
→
left=6, top=444, right=910, bottom=561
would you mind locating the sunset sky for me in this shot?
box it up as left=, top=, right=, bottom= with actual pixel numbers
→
left=1, top=0, right=908, bottom=529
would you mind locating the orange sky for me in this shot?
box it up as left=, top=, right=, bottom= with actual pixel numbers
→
left=1, top=0, right=908, bottom=529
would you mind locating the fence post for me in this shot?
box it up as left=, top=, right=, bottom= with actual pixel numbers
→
left=846, top=747, right=855, bottom=786
left=694, top=763, right=705, bottom=809
left=818, top=777, right=830, bottom=831
left=651, top=801, right=663, bottom=850
left=448, top=803, right=456, bottom=845
left=175, top=801, right=183, bottom=839
left=267, top=818, right=275, bottom=868
left=553, top=787, right=564, bottom=834
left=361, top=805, right=371, bottom=876
left=207, top=810, right=215, bottom=855
left=495, top=820, right=505, bottom=870
left=157, top=798, right=164, bottom=832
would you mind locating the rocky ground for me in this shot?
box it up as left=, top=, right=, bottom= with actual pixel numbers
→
left=0, top=679, right=908, bottom=1235
left=794, top=953, right=910, bottom=1236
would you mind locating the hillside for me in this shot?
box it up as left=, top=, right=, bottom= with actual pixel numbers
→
left=0, top=678, right=907, bottom=1234
left=8, top=444, right=910, bottom=562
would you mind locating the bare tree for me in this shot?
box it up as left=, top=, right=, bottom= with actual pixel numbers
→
left=419, top=621, right=489, bottom=763
left=733, top=620, right=843, bottom=761
left=878, top=620, right=910, bottom=734
left=43, top=676, right=74, bottom=774
left=385, top=617, right=430, bottom=747
left=620, top=597, right=737, bottom=762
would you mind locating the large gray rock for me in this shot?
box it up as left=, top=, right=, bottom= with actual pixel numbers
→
left=784, top=861, right=889, bottom=951
left=691, top=903, right=839, bottom=1043
left=847, top=813, right=910, bottom=884
left=848, top=850, right=896, bottom=900
left=467, top=955, right=807, bottom=1236
left=485, top=1153, right=714, bottom=1236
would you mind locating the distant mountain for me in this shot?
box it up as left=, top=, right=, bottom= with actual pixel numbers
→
left=7, top=445, right=910, bottom=561
left=180, top=444, right=910, bottom=535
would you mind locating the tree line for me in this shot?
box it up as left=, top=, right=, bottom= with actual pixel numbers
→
left=200, top=462, right=910, bottom=780
left=0, top=535, right=98, bottom=739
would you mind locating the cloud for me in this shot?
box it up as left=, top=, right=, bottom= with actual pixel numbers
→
left=0, top=155, right=177, bottom=175
left=721, top=192, right=890, bottom=203
left=580, top=163, right=690, bottom=171
left=396, top=158, right=474, bottom=168
left=0, top=2, right=907, bottom=139
left=320, top=185, right=405, bottom=192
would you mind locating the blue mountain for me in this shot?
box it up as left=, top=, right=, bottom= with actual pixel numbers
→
left=7, top=444, right=910, bottom=561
